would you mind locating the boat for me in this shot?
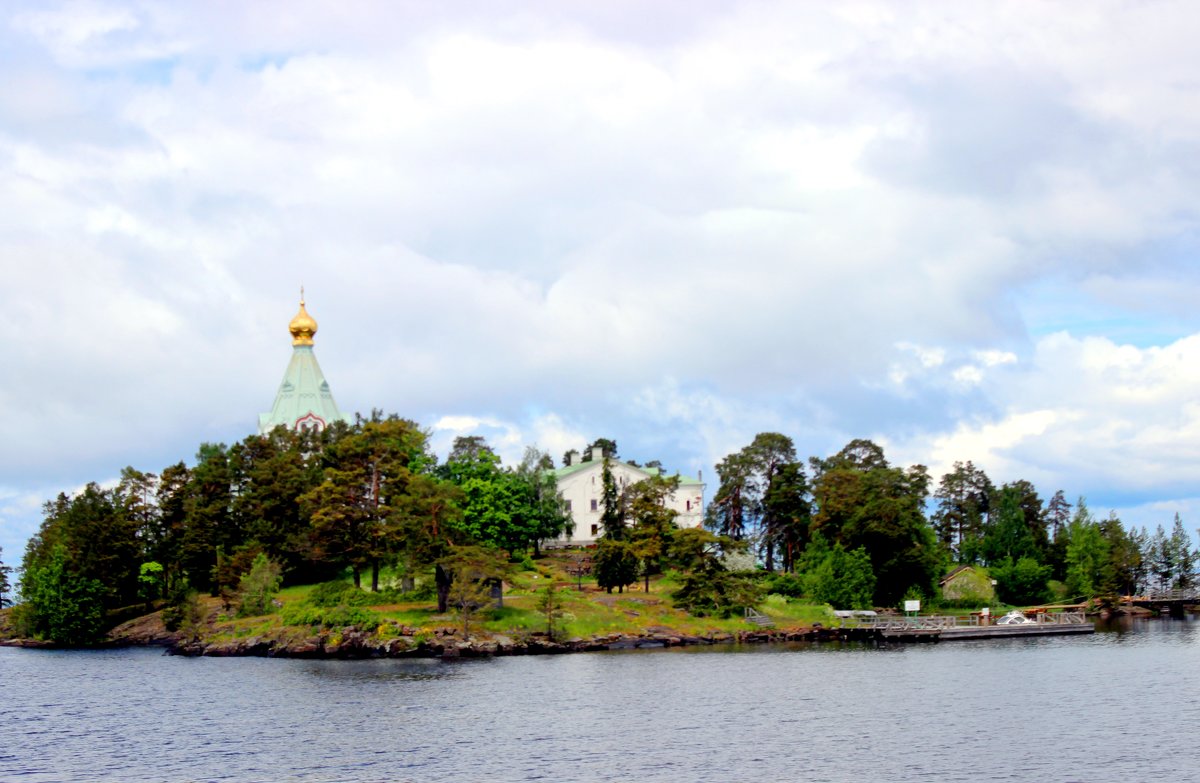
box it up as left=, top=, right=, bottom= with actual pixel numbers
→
left=996, top=610, right=1036, bottom=625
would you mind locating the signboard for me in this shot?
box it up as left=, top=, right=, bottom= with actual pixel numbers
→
left=904, top=600, right=920, bottom=613
left=981, top=606, right=990, bottom=616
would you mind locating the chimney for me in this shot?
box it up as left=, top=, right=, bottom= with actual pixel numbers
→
left=566, top=450, right=578, bottom=466
left=591, top=446, right=604, bottom=462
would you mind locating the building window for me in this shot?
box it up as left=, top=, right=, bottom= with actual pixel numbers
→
left=686, top=500, right=691, bottom=511
left=590, top=499, right=598, bottom=512
left=591, top=524, right=599, bottom=536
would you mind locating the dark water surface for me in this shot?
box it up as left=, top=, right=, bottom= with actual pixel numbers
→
left=2, top=618, right=1197, bottom=782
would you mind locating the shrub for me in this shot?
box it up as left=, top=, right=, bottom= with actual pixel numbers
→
left=761, top=572, right=806, bottom=598
left=307, top=580, right=371, bottom=607
left=991, top=557, right=1051, bottom=605
left=672, top=567, right=765, bottom=617
left=280, top=603, right=379, bottom=629
left=162, top=584, right=202, bottom=632
left=236, top=554, right=282, bottom=618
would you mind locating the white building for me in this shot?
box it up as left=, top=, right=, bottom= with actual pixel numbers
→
left=552, top=447, right=705, bottom=545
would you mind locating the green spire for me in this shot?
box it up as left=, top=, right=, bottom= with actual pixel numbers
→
left=258, top=294, right=352, bottom=433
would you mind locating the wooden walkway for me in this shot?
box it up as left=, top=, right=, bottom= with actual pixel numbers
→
left=1127, top=589, right=1199, bottom=617
left=847, top=612, right=1092, bottom=642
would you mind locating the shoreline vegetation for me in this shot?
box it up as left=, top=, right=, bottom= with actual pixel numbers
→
left=3, top=419, right=1195, bottom=652
left=0, top=548, right=1164, bottom=660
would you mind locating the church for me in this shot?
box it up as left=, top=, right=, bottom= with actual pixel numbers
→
left=259, top=292, right=353, bottom=434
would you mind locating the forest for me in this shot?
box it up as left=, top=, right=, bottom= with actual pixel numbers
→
left=2, top=418, right=1196, bottom=645
left=706, top=434, right=1197, bottom=609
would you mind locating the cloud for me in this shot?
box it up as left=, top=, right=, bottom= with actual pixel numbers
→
left=3, top=1, right=1200, bottom=561
left=888, top=332, right=1200, bottom=506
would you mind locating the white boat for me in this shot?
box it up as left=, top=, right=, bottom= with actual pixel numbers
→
left=996, top=610, right=1036, bottom=625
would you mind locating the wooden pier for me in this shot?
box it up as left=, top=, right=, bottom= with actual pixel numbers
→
left=845, top=612, right=1093, bottom=642
left=1127, top=589, right=1200, bottom=618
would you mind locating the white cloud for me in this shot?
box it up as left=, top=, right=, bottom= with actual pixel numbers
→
left=3, top=1, right=1200, bottom=559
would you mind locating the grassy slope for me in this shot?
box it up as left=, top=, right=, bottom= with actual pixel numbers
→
left=204, top=551, right=838, bottom=644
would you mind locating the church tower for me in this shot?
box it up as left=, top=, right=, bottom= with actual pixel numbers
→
left=258, top=291, right=353, bottom=433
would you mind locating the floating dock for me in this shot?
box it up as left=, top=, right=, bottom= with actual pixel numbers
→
left=845, top=612, right=1093, bottom=642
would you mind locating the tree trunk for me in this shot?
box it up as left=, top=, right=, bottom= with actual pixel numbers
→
left=352, top=567, right=361, bottom=589
left=402, top=576, right=414, bottom=593
left=436, top=563, right=451, bottom=613
left=644, top=573, right=650, bottom=593
left=371, top=560, right=380, bottom=593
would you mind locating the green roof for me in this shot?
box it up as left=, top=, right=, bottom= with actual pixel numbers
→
left=258, top=345, right=352, bottom=433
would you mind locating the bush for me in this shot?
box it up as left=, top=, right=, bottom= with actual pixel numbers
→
left=19, top=544, right=107, bottom=644
left=761, top=572, right=806, bottom=599
left=307, top=580, right=372, bottom=607
left=281, top=603, right=380, bottom=629
left=236, top=554, right=282, bottom=618
left=991, top=557, right=1051, bottom=605
left=672, top=567, right=765, bottom=617
left=803, top=543, right=875, bottom=610
left=162, top=583, right=199, bottom=632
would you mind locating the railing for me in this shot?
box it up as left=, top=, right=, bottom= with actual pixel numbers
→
left=846, top=612, right=1087, bottom=630
left=1136, top=589, right=1200, bottom=602
left=744, top=607, right=775, bottom=627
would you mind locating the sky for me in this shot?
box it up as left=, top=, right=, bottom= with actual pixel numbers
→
left=3, top=0, right=1200, bottom=567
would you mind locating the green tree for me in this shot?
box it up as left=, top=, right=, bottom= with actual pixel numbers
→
left=229, top=427, right=323, bottom=577
left=761, top=461, right=811, bottom=573
left=25, top=483, right=140, bottom=610
left=18, top=543, right=107, bottom=644
left=386, top=471, right=466, bottom=612
left=799, top=534, right=876, bottom=609
left=931, top=460, right=994, bottom=563
left=138, top=561, right=165, bottom=608
left=183, top=443, right=234, bottom=593
left=1098, top=513, right=1141, bottom=596
left=536, top=584, right=567, bottom=641
left=598, top=456, right=626, bottom=540
left=809, top=440, right=940, bottom=604
left=579, top=438, right=618, bottom=462
left=627, top=473, right=680, bottom=592
left=1044, top=489, right=1072, bottom=579
left=1064, top=498, right=1111, bottom=598
left=236, top=553, right=283, bottom=618
left=990, top=556, right=1051, bottom=605
left=593, top=538, right=639, bottom=593
left=1168, top=514, right=1195, bottom=589
left=438, top=545, right=512, bottom=635
left=981, top=485, right=1038, bottom=565
left=155, top=462, right=192, bottom=594
left=706, top=448, right=757, bottom=540
left=442, top=441, right=570, bottom=556
left=670, top=536, right=764, bottom=617
left=0, top=546, right=12, bottom=609
left=1147, top=523, right=1173, bottom=590
left=303, top=417, right=430, bottom=591
left=514, top=447, right=573, bottom=552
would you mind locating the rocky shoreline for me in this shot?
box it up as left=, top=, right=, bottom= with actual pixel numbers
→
left=168, top=625, right=842, bottom=659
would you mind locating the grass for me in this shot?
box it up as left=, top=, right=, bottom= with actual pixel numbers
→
left=210, top=551, right=841, bottom=643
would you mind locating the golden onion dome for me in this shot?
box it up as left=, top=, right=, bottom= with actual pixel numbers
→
left=289, top=290, right=318, bottom=346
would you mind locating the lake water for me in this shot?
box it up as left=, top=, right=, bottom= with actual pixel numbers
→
left=1, top=617, right=1197, bottom=782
